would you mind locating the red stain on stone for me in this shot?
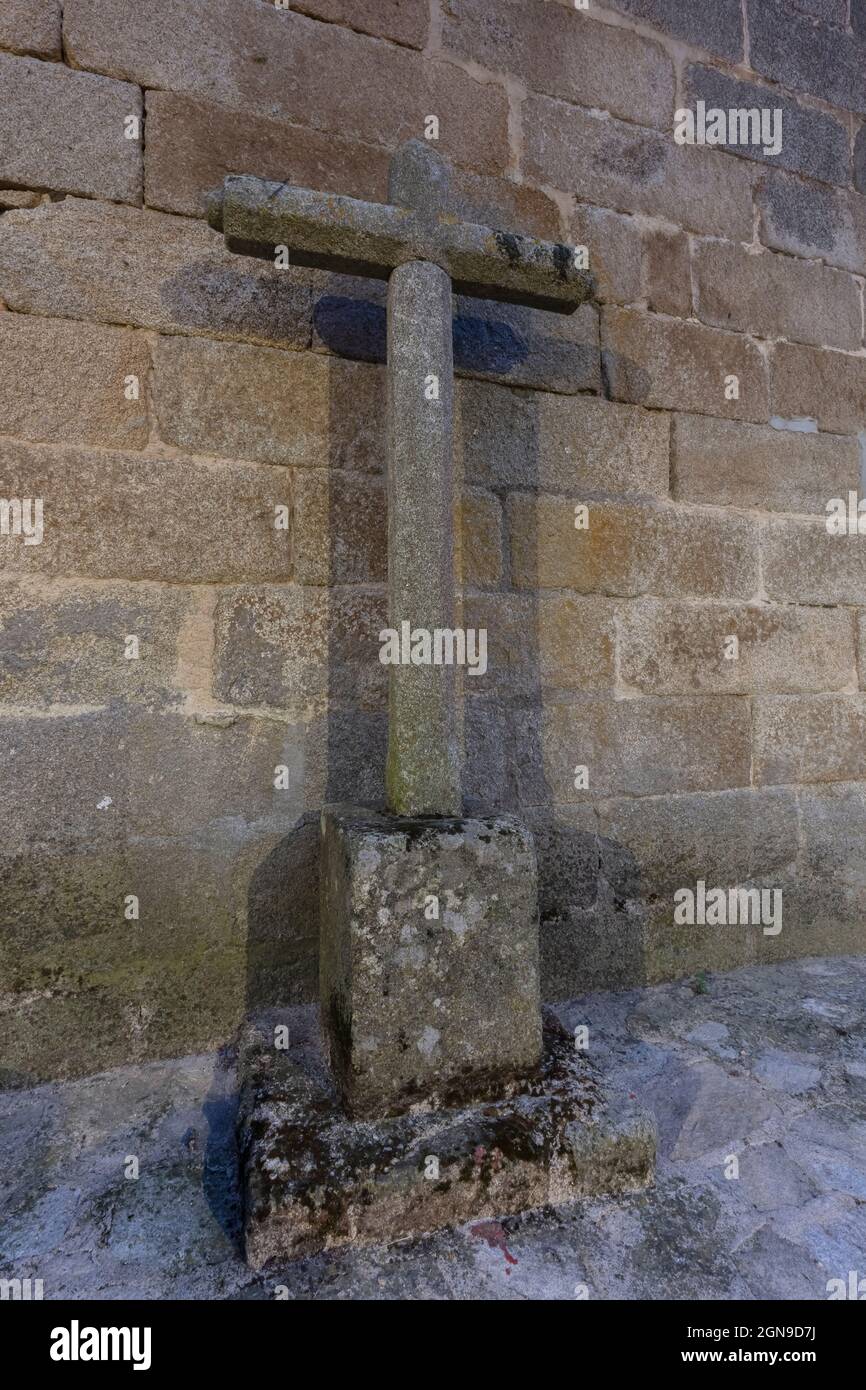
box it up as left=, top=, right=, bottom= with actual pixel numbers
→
left=470, top=1220, right=518, bottom=1265
left=472, top=1144, right=505, bottom=1172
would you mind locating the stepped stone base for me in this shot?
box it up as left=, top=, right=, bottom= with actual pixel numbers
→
left=237, top=1012, right=656, bottom=1268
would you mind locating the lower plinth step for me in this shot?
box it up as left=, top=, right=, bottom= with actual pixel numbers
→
left=237, top=1011, right=656, bottom=1268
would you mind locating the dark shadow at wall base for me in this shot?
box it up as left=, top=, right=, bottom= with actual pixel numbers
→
left=245, top=814, right=320, bottom=1017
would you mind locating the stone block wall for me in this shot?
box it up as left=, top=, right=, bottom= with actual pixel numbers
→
left=1, top=0, right=865, bottom=1083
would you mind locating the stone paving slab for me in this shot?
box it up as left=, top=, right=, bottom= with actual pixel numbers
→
left=2, top=954, right=865, bottom=1300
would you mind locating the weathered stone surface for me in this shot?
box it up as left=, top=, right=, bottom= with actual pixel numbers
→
left=388, top=137, right=451, bottom=216
left=0, top=314, right=150, bottom=450
left=619, top=599, right=856, bottom=695
left=0, top=842, right=229, bottom=976
left=672, top=415, right=860, bottom=515
left=753, top=696, right=866, bottom=786
left=457, top=384, right=670, bottom=497
left=533, top=805, right=645, bottom=997
left=775, top=1109, right=866, bottom=1204
left=304, top=708, right=388, bottom=809
left=748, top=0, right=866, bottom=115
left=770, top=342, right=866, bottom=434
left=0, top=188, right=42, bottom=209
left=860, top=613, right=866, bottom=690
left=289, top=0, right=428, bottom=48
left=763, top=518, right=866, bottom=605
left=448, top=170, right=561, bottom=242
left=291, top=469, right=386, bottom=585
left=462, top=592, right=618, bottom=696
left=0, top=53, right=141, bottom=203
left=238, top=1017, right=655, bottom=1266
left=461, top=694, right=511, bottom=810
left=524, top=97, right=756, bottom=242
left=757, top=171, right=866, bottom=276
left=457, top=489, right=502, bottom=588
left=602, top=308, right=769, bottom=422
left=65, top=0, right=510, bottom=175
left=599, top=787, right=799, bottom=983
left=793, top=0, right=846, bottom=21
left=640, top=226, right=692, bottom=318
left=65, top=0, right=284, bottom=94
left=0, top=839, right=248, bottom=1083
left=693, top=239, right=862, bottom=351
left=603, top=0, right=743, bottom=60
left=0, top=815, right=325, bottom=1083
left=465, top=691, right=751, bottom=810
left=386, top=260, right=460, bottom=816
left=7, top=0, right=866, bottom=1103
left=794, top=783, right=866, bottom=957
left=753, top=1050, right=821, bottom=1095
left=0, top=581, right=191, bottom=708
left=145, top=91, right=391, bottom=217
left=0, top=439, right=291, bottom=582
left=684, top=65, right=851, bottom=184
left=856, top=125, right=866, bottom=196
left=0, top=199, right=313, bottom=348
left=210, top=175, right=592, bottom=313
left=304, top=267, right=387, bottom=359
left=669, top=1061, right=781, bottom=1160
left=0, top=0, right=60, bottom=57
left=213, top=585, right=387, bottom=716
left=531, top=808, right=602, bottom=919
left=442, top=0, right=674, bottom=128
left=0, top=707, right=309, bottom=853
left=242, top=816, right=322, bottom=1015
left=154, top=338, right=385, bottom=470
left=320, top=807, right=542, bottom=1118
left=568, top=205, right=644, bottom=307
left=539, top=696, right=752, bottom=801
left=508, top=496, right=759, bottom=599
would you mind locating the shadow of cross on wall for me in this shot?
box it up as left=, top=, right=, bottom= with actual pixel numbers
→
left=205, top=140, right=599, bottom=390
left=313, top=280, right=600, bottom=388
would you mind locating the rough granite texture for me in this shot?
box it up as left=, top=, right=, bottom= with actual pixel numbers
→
left=237, top=1011, right=654, bottom=1266
left=0, top=52, right=141, bottom=202
left=386, top=260, right=461, bottom=814
left=210, top=173, right=592, bottom=312
left=383, top=146, right=462, bottom=815
left=319, top=807, right=542, bottom=1118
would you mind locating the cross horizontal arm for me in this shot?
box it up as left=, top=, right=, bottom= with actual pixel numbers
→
left=207, top=175, right=593, bottom=313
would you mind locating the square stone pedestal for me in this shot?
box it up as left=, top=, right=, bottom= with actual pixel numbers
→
left=237, top=1010, right=656, bottom=1268
left=320, top=806, right=543, bottom=1118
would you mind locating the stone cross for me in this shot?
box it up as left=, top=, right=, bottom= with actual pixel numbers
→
left=207, top=141, right=591, bottom=817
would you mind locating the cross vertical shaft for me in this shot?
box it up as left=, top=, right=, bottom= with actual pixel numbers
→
left=385, top=141, right=460, bottom=817
left=386, top=258, right=460, bottom=816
